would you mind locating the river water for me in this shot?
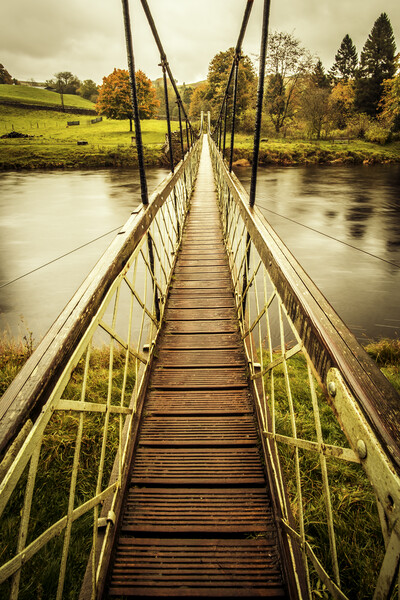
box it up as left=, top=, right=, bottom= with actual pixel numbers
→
left=0, top=165, right=399, bottom=344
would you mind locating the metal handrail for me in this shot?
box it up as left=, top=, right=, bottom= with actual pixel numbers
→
left=208, top=130, right=400, bottom=599
left=0, top=137, right=202, bottom=599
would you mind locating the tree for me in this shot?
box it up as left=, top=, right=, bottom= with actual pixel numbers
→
left=205, top=48, right=257, bottom=120
left=79, top=79, right=99, bottom=102
left=0, top=64, right=12, bottom=84
left=189, top=83, right=211, bottom=120
left=330, top=80, right=355, bottom=128
left=330, top=34, right=358, bottom=81
left=96, top=68, right=159, bottom=131
left=301, top=85, right=331, bottom=139
left=45, top=71, right=81, bottom=112
left=135, top=70, right=160, bottom=118
left=264, top=31, right=312, bottom=133
left=181, top=83, right=194, bottom=112
left=311, top=59, right=330, bottom=88
left=380, top=75, right=400, bottom=131
left=355, top=13, right=397, bottom=116
left=48, top=71, right=81, bottom=95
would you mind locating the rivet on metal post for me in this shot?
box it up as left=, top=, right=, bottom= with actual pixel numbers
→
left=357, top=439, right=367, bottom=459
left=328, top=381, right=336, bottom=397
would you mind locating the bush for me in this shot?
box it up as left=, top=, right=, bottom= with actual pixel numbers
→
left=345, top=113, right=372, bottom=139
left=365, top=123, right=392, bottom=145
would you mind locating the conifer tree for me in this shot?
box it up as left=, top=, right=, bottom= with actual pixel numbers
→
left=312, top=59, right=330, bottom=88
left=330, top=34, right=358, bottom=81
left=355, top=13, right=396, bottom=116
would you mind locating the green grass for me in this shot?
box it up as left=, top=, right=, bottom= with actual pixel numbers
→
left=0, top=344, right=135, bottom=599
left=264, top=347, right=400, bottom=598
left=0, top=83, right=95, bottom=110
left=0, top=104, right=180, bottom=169
left=230, top=133, right=400, bottom=166
left=0, top=337, right=398, bottom=597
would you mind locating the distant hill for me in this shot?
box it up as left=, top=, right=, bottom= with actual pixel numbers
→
left=0, top=84, right=96, bottom=112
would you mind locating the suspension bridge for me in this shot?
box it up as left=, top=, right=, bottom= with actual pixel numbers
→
left=1, top=1, right=400, bottom=599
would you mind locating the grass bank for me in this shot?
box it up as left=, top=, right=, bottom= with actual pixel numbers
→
left=0, top=104, right=179, bottom=170
left=266, top=338, right=399, bottom=598
left=0, top=84, right=95, bottom=111
left=0, top=343, right=135, bottom=599
left=231, top=134, right=400, bottom=166
left=0, top=336, right=398, bottom=597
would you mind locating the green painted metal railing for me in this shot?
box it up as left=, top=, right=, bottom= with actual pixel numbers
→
left=209, top=129, right=400, bottom=600
left=0, top=137, right=202, bottom=600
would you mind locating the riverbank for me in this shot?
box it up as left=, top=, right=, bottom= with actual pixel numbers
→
left=2, top=103, right=400, bottom=170
left=231, top=136, right=400, bottom=167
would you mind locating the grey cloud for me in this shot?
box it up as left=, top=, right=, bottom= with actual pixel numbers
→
left=2, top=0, right=399, bottom=84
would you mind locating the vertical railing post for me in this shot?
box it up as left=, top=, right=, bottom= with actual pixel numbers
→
left=249, top=0, right=271, bottom=208
left=121, top=0, right=148, bottom=206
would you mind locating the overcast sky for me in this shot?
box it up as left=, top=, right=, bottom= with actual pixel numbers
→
left=2, top=0, right=400, bottom=85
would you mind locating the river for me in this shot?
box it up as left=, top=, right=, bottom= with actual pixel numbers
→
left=0, top=165, right=399, bottom=345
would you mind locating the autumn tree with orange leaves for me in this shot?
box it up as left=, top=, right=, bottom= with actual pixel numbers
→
left=96, top=68, right=159, bottom=131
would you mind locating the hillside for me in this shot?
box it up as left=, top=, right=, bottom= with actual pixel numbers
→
left=0, top=84, right=95, bottom=110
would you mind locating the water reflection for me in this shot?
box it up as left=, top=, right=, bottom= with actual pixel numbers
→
left=235, top=164, right=400, bottom=341
left=0, top=168, right=168, bottom=341
left=1, top=165, right=399, bottom=344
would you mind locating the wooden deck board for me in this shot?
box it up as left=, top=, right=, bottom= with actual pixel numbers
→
left=106, top=139, right=287, bottom=598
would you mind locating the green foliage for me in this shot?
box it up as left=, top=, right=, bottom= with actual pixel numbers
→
left=301, top=84, right=331, bottom=139
left=79, top=79, right=99, bottom=102
left=380, top=75, right=400, bottom=132
left=0, top=345, right=136, bottom=599
left=355, top=13, right=397, bottom=116
left=311, top=59, right=330, bottom=89
left=264, top=352, right=385, bottom=597
left=264, top=31, right=312, bottom=133
left=47, top=71, right=81, bottom=96
left=365, top=122, right=391, bottom=144
left=330, top=34, right=358, bottom=82
left=0, top=63, right=12, bottom=85
left=231, top=133, right=400, bottom=166
left=204, top=47, right=256, bottom=120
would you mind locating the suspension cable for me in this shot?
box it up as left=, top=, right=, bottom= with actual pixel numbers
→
left=0, top=226, right=123, bottom=289
left=139, top=0, right=195, bottom=145
left=211, top=0, right=254, bottom=167
left=257, top=204, right=400, bottom=269
left=121, top=0, right=148, bottom=205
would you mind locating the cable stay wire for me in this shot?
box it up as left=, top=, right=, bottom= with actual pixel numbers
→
left=0, top=226, right=122, bottom=289
left=257, top=204, right=400, bottom=269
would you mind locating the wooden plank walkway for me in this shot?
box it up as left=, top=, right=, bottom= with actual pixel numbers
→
left=106, top=141, right=287, bottom=598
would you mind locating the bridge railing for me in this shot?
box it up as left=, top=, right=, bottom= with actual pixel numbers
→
left=208, top=131, right=400, bottom=600
left=0, top=136, right=202, bottom=600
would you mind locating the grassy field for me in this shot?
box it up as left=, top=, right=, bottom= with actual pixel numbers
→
left=1, top=83, right=400, bottom=169
left=0, top=104, right=180, bottom=169
left=0, top=84, right=95, bottom=110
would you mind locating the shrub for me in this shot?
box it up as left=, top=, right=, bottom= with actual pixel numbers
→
left=365, top=123, right=392, bottom=145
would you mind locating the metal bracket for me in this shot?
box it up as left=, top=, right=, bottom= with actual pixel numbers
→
left=97, top=510, right=116, bottom=529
